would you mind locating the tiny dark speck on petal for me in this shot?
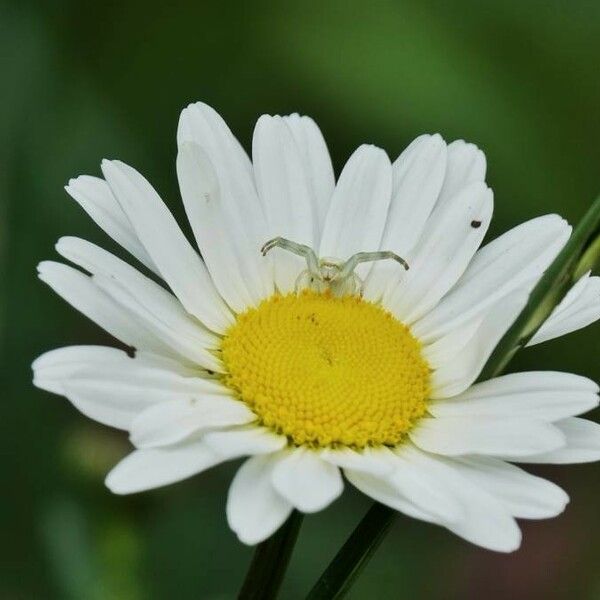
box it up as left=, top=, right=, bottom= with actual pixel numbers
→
left=471, top=220, right=482, bottom=228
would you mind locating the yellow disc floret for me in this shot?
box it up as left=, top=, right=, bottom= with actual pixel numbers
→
left=220, top=291, right=430, bottom=448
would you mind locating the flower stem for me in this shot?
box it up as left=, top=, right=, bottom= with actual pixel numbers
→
left=238, top=511, right=303, bottom=600
left=306, top=194, right=600, bottom=599
left=305, top=503, right=395, bottom=600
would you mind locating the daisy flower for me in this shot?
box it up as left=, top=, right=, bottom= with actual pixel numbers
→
left=33, top=102, right=600, bottom=552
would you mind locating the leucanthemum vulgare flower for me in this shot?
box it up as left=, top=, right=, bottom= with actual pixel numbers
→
left=33, top=102, right=600, bottom=552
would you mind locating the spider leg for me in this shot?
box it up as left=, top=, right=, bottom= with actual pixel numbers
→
left=260, top=237, right=320, bottom=276
left=338, top=251, right=409, bottom=280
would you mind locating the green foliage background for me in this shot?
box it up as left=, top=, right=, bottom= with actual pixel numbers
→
left=1, top=1, right=599, bottom=598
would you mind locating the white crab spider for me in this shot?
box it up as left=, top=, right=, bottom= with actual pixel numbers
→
left=261, top=237, right=409, bottom=296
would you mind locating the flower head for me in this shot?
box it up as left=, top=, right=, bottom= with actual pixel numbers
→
left=33, top=102, right=600, bottom=551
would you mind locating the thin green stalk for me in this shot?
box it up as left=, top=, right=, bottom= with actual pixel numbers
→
left=306, top=194, right=600, bottom=600
left=305, top=503, right=395, bottom=600
left=238, top=511, right=303, bottom=600
left=480, top=194, right=600, bottom=380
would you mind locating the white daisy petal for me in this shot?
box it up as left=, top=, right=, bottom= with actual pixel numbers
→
left=422, top=316, right=482, bottom=367
left=387, top=448, right=464, bottom=522
left=227, top=454, right=294, bottom=545
left=384, top=181, right=493, bottom=323
left=430, top=290, right=528, bottom=399
left=404, top=450, right=522, bottom=553
left=177, top=103, right=272, bottom=297
left=253, top=115, right=318, bottom=292
left=59, top=379, right=154, bottom=430
left=429, top=371, right=599, bottom=422
left=510, top=417, right=600, bottom=464
left=32, top=346, right=221, bottom=393
left=93, top=274, right=223, bottom=372
left=101, top=159, right=232, bottom=332
left=202, top=427, right=287, bottom=459
left=528, top=272, right=600, bottom=345
left=387, top=134, right=448, bottom=254
left=65, top=175, right=158, bottom=274
left=344, top=469, right=440, bottom=523
left=451, top=456, right=569, bottom=519
left=37, top=261, right=166, bottom=354
left=106, top=441, right=221, bottom=494
left=42, top=349, right=225, bottom=430
left=283, top=113, right=335, bottom=232
left=348, top=448, right=523, bottom=552
left=129, top=398, right=256, bottom=448
left=437, top=139, right=487, bottom=203
left=363, top=134, right=446, bottom=300
left=271, top=448, right=343, bottom=513
left=319, top=446, right=394, bottom=476
left=410, top=416, right=565, bottom=457
left=414, top=214, right=571, bottom=342
left=319, top=145, right=392, bottom=277
left=33, top=345, right=135, bottom=396
left=56, top=236, right=221, bottom=371
left=176, top=142, right=262, bottom=311
left=345, top=446, right=463, bottom=524
left=33, top=346, right=226, bottom=429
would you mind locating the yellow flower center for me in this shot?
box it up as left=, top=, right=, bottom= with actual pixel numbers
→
left=220, top=291, right=430, bottom=448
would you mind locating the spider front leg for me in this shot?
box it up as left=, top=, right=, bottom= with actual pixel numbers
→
left=338, top=250, right=410, bottom=281
left=260, top=237, right=320, bottom=277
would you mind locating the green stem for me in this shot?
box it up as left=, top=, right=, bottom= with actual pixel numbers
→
left=305, top=503, right=395, bottom=600
left=480, top=194, right=600, bottom=380
left=238, top=511, right=303, bottom=600
left=306, top=194, right=600, bottom=600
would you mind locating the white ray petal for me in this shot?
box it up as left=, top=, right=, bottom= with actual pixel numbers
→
left=177, top=102, right=272, bottom=296
left=33, top=346, right=226, bottom=429
left=413, top=214, right=571, bottom=342
left=105, top=441, right=221, bottom=494
left=345, top=469, right=440, bottom=523
left=451, top=457, right=569, bottom=519
left=32, top=346, right=223, bottom=404
left=399, top=449, right=522, bottom=552
left=319, top=145, right=392, bottom=278
left=101, top=159, right=232, bottom=332
left=429, top=371, right=599, bottom=422
left=37, top=261, right=166, bottom=355
left=227, top=454, right=293, bottom=545
left=422, top=315, right=482, bottom=367
left=129, top=398, right=256, bottom=448
left=387, top=448, right=464, bottom=522
left=430, top=290, right=528, bottom=399
left=410, top=416, right=565, bottom=457
left=177, top=143, right=263, bottom=310
left=363, top=134, right=446, bottom=300
left=345, top=445, right=463, bottom=524
left=319, top=446, right=394, bottom=476
left=253, top=115, right=318, bottom=292
left=33, top=345, right=135, bottom=395
left=271, top=448, right=343, bottom=513
left=93, top=274, right=223, bottom=372
left=384, top=181, right=493, bottom=323
left=437, top=139, right=487, bottom=203
left=528, top=272, right=600, bottom=345
left=508, top=417, right=600, bottom=464
left=202, top=427, right=287, bottom=459
left=283, top=113, right=335, bottom=233
left=65, top=175, right=158, bottom=273
left=56, top=236, right=220, bottom=370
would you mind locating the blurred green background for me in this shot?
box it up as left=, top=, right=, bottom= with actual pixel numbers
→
left=2, top=0, right=599, bottom=598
